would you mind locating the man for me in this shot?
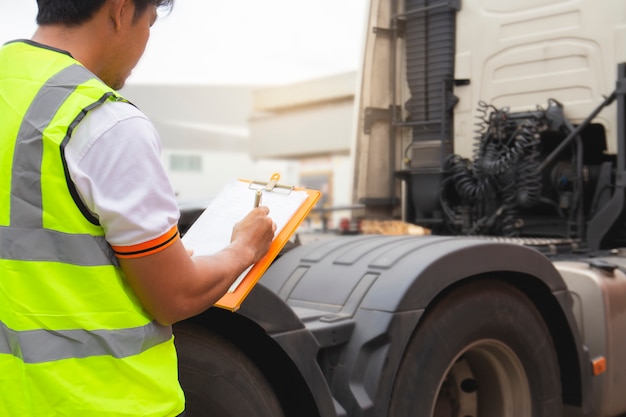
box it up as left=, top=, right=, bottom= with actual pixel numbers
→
left=0, top=0, right=275, bottom=415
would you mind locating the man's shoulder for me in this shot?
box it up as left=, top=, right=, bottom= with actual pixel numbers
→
left=67, top=98, right=159, bottom=160
left=80, top=98, right=157, bottom=139
left=96, top=98, right=150, bottom=122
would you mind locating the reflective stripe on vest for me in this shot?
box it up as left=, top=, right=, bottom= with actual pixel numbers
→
left=0, top=226, right=115, bottom=265
left=11, top=64, right=91, bottom=229
left=0, top=319, right=172, bottom=363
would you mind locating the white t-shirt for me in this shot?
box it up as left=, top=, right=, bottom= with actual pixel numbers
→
left=65, top=100, right=180, bottom=258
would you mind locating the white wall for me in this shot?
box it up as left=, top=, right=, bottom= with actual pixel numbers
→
left=163, top=149, right=298, bottom=202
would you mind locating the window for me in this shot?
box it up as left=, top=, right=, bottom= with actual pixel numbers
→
left=170, top=154, right=202, bottom=172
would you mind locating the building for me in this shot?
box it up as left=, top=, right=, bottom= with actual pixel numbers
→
left=122, top=72, right=359, bottom=230
left=250, top=72, right=359, bottom=229
left=121, top=83, right=296, bottom=204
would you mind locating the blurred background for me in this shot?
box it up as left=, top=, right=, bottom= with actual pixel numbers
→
left=0, top=0, right=369, bottom=229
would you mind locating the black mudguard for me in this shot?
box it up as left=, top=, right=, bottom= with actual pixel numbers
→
left=239, top=234, right=590, bottom=416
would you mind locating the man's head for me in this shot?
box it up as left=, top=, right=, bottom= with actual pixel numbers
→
left=33, top=0, right=174, bottom=90
left=36, top=0, right=174, bottom=26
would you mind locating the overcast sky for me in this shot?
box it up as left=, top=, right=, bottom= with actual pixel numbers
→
left=0, top=0, right=369, bottom=86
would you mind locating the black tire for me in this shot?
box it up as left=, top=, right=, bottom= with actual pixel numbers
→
left=174, top=322, right=285, bottom=417
left=388, top=279, right=562, bottom=417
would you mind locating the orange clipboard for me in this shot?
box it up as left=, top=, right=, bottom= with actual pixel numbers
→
left=181, top=173, right=321, bottom=312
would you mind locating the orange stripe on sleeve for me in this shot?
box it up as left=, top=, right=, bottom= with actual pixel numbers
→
left=112, top=226, right=180, bottom=259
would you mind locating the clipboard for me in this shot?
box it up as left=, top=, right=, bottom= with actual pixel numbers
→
left=181, top=173, right=321, bottom=311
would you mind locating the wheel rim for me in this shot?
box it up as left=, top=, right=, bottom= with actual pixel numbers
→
left=432, top=339, right=532, bottom=417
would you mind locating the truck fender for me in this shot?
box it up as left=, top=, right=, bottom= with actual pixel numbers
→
left=258, top=234, right=592, bottom=415
left=238, top=283, right=341, bottom=417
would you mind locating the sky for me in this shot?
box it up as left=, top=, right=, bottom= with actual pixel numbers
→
left=0, top=0, right=369, bottom=86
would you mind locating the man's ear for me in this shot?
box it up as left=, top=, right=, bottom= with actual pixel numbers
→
left=108, top=0, right=131, bottom=31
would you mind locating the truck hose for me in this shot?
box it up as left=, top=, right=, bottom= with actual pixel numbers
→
left=443, top=103, right=543, bottom=236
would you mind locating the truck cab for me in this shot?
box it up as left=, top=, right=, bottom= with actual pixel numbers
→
left=175, top=1, right=626, bottom=416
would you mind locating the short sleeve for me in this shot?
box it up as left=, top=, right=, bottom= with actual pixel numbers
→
left=65, top=100, right=180, bottom=257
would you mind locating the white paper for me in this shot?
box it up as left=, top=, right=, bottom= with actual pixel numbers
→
left=181, top=179, right=309, bottom=292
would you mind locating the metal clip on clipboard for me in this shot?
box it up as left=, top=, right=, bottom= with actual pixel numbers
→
left=249, top=173, right=294, bottom=194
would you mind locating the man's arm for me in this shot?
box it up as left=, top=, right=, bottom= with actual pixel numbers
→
left=67, top=104, right=276, bottom=325
left=119, top=206, right=276, bottom=326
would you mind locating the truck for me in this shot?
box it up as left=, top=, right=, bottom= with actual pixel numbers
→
left=173, top=0, right=626, bottom=416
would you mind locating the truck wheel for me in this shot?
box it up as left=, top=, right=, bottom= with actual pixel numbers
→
left=174, top=322, right=285, bottom=417
left=388, top=279, right=562, bottom=417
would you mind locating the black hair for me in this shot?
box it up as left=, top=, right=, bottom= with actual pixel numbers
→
left=36, top=0, right=174, bottom=26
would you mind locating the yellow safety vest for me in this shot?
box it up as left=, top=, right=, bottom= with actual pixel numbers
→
left=0, top=40, right=185, bottom=416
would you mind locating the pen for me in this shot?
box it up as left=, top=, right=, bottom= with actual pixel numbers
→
left=254, top=190, right=262, bottom=208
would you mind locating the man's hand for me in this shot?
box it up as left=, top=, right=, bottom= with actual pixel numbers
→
left=230, top=206, right=277, bottom=264
left=119, top=207, right=276, bottom=326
